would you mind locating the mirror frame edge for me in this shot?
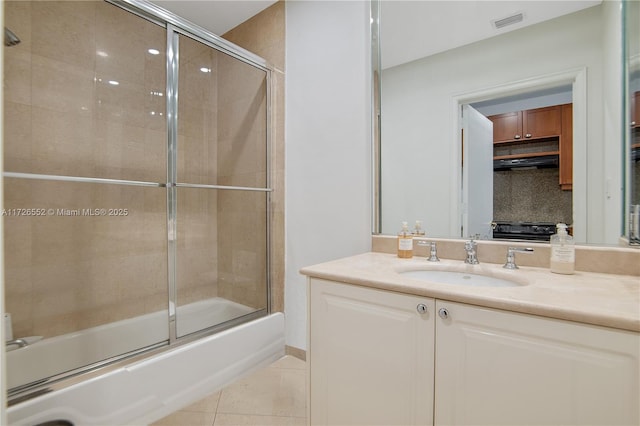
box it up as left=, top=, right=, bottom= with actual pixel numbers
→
left=371, top=0, right=638, bottom=247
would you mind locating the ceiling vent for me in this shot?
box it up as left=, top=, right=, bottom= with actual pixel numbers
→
left=492, top=12, right=524, bottom=29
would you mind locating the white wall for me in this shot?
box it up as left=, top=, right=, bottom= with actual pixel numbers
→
left=602, top=0, right=624, bottom=244
left=381, top=5, right=611, bottom=243
left=472, top=90, right=573, bottom=117
left=285, top=1, right=372, bottom=350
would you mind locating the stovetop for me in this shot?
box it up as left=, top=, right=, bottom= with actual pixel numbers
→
left=492, top=221, right=557, bottom=241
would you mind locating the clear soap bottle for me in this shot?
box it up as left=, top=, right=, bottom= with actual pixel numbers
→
left=413, top=220, right=426, bottom=237
left=397, top=221, right=413, bottom=259
left=550, top=223, right=575, bottom=274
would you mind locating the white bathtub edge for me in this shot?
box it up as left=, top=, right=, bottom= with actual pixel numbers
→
left=7, top=313, right=285, bottom=426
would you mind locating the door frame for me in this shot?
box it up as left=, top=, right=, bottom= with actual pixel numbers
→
left=449, top=67, right=587, bottom=240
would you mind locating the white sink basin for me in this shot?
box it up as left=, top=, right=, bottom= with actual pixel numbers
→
left=400, top=270, right=521, bottom=287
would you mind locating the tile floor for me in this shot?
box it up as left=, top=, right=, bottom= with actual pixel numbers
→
left=151, top=355, right=306, bottom=426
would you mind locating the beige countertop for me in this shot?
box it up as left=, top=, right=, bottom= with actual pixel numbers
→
left=300, top=252, right=640, bottom=333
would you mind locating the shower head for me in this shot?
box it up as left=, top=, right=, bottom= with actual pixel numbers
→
left=5, top=27, right=21, bottom=47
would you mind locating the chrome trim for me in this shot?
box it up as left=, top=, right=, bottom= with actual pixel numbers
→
left=175, top=309, right=267, bottom=342
left=265, top=69, right=273, bottom=314
left=8, top=341, right=168, bottom=402
left=3, top=172, right=165, bottom=188
left=111, top=0, right=271, bottom=72
left=175, top=183, right=272, bottom=192
left=104, top=0, right=165, bottom=27
left=370, top=0, right=382, bottom=234
left=166, top=25, right=179, bottom=343
left=5, top=338, right=29, bottom=348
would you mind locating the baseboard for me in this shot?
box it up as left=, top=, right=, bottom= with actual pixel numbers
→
left=285, top=345, right=306, bottom=361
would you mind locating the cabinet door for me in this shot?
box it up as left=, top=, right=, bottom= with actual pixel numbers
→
left=308, top=279, right=435, bottom=426
left=633, top=91, right=640, bottom=127
left=559, top=103, right=573, bottom=190
left=522, top=105, right=562, bottom=139
left=488, top=111, right=522, bottom=142
left=434, top=301, right=639, bottom=426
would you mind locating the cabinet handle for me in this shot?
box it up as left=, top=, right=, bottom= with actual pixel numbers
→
left=525, top=133, right=532, bottom=138
left=438, top=308, right=449, bottom=319
left=416, top=304, right=428, bottom=314
left=514, top=134, right=521, bottom=139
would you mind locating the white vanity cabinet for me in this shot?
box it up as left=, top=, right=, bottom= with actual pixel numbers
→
left=308, top=278, right=435, bottom=426
left=434, top=301, right=639, bottom=426
left=307, top=278, right=640, bottom=426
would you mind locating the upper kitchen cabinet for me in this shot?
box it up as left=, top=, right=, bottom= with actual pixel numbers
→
left=491, top=111, right=523, bottom=143
left=560, top=104, right=573, bottom=190
left=489, top=103, right=573, bottom=190
left=489, top=105, right=563, bottom=143
left=632, top=92, right=640, bottom=129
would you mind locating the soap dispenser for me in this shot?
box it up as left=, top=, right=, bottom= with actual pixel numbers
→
left=397, top=221, right=413, bottom=259
left=413, top=220, right=426, bottom=237
left=550, top=223, right=575, bottom=274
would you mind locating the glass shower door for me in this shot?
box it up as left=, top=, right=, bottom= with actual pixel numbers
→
left=172, top=33, right=270, bottom=338
left=3, top=0, right=169, bottom=392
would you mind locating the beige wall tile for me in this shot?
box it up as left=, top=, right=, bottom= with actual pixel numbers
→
left=31, top=1, right=97, bottom=70
left=3, top=0, right=286, bottom=343
left=222, top=1, right=285, bottom=313
left=4, top=179, right=168, bottom=338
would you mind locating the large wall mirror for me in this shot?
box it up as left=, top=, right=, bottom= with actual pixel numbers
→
left=373, top=0, right=638, bottom=246
left=626, top=0, right=640, bottom=244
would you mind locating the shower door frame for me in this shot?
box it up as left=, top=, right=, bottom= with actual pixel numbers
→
left=109, top=0, right=273, bottom=346
left=111, top=0, right=274, bottom=345
left=6, top=0, right=274, bottom=401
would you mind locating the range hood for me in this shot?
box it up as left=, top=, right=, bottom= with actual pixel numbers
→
left=494, top=154, right=559, bottom=171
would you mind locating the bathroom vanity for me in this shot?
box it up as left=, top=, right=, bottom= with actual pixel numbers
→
left=301, top=252, right=639, bottom=426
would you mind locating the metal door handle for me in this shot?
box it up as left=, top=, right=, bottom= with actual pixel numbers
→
left=417, top=304, right=428, bottom=314
left=438, top=308, right=449, bottom=319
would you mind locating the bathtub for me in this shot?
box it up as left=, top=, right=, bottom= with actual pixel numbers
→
left=7, top=297, right=257, bottom=391
left=7, top=300, right=284, bottom=425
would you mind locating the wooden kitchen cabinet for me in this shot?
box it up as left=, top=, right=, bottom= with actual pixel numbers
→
left=308, top=279, right=639, bottom=426
left=490, top=110, right=522, bottom=143
left=489, top=105, right=562, bottom=143
left=632, top=91, right=640, bottom=128
left=308, top=278, right=435, bottom=426
left=489, top=103, right=572, bottom=189
left=559, top=103, right=573, bottom=189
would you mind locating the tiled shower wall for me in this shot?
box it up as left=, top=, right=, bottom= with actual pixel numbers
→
left=3, top=0, right=283, bottom=339
left=223, top=1, right=285, bottom=313
left=3, top=1, right=170, bottom=338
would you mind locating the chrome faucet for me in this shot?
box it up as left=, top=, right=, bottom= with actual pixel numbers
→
left=417, top=241, right=441, bottom=262
left=6, top=338, right=29, bottom=348
left=503, top=247, right=534, bottom=269
left=427, top=241, right=440, bottom=262
left=464, top=238, right=479, bottom=264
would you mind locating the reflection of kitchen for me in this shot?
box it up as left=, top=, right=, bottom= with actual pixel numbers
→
left=472, top=87, right=573, bottom=241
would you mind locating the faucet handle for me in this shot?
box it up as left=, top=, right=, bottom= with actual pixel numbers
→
left=428, top=241, right=440, bottom=262
left=503, top=247, right=534, bottom=269
left=417, top=241, right=440, bottom=262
